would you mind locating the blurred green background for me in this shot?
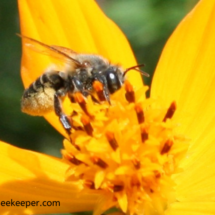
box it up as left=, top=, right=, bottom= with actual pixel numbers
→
left=0, top=0, right=197, bottom=214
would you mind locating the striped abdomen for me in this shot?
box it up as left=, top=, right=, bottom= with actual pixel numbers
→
left=21, top=72, right=66, bottom=116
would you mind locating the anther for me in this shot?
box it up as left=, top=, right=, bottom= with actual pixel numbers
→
left=107, top=182, right=124, bottom=192
left=131, top=155, right=141, bottom=169
left=68, top=92, right=76, bottom=103
left=125, top=80, right=135, bottom=103
left=71, top=125, right=84, bottom=131
left=65, top=153, right=82, bottom=165
left=161, top=139, right=174, bottom=155
left=84, top=180, right=95, bottom=189
left=105, top=131, right=118, bottom=151
left=140, top=126, right=148, bottom=142
left=131, top=175, right=141, bottom=187
left=73, top=143, right=81, bottom=151
left=163, top=101, right=177, bottom=122
left=135, top=103, right=145, bottom=124
left=71, top=110, right=78, bottom=117
left=113, top=184, right=124, bottom=192
left=91, top=156, right=108, bottom=169
left=81, top=115, right=93, bottom=136
left=93, top=80, right=106, bottom=102
left=69, top=114, right=84, bottom=131
left=154, top=170, right=161, bottom=179
left=74, top=92, right=92, bottom=117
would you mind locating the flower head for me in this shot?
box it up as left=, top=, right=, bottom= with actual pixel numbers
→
left=1, top=0, right=215, bottom=214
left=61, top=83, right=189, bottom=214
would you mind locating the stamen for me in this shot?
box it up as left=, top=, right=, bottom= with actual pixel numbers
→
left=161, top=139, right=174, bottom=155
left=154, top=170, right=161, bottom=179
left=91, top=156, right=108, bottom=169
left=132, top=155, right=141, bottom=169
left=107, top=182, right=124, bottom=192
left=69, top=112, right=84, bottom=131
left=163, top=101, right=177, bottom=122
left=71, top=110, right=78, bottom=117
left=65, top=153, right=82, bottom=165
left=140, top=126, right=148, bottom=142
left=125, top=80, right=135, bottom=103
left=68, top=92, right=76, bottom=103
left=105, top=131, right=119, bottom=151
left=135, top=103, right=145, bottom=123
left=113, top=184, right=124, bottom=192
left=93, top=80, right=106, bottom=102
left=71, top=125, right=84, bottom=131
left=131, top=175, right=141, bottom=187
left=74, top=92, right=92, bottom=117
left=81, top=115, right=93, bottom=136
left=74, top=143, right=81, bottom=151
left=84, top=180, right=95, bottom=189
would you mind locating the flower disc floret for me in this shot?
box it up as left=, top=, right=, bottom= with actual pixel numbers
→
left=62, top=82, right=189, bottom=215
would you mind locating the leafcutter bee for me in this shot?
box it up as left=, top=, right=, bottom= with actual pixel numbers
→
left=19, top=35, right=149, bottom=136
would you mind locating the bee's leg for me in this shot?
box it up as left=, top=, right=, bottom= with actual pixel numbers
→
left=92, top=74, right=111, bottom=104
left=54, top=93, right=72, bottom=137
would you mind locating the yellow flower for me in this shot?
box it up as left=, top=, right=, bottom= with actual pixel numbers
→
left=0, top=0, right=215, bottom=214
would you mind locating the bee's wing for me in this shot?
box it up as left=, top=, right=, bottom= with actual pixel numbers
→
left=17, top=34, right=81, bottom=66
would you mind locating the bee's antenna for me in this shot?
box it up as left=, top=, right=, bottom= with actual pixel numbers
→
left=123, top=64, right=149, bottom=77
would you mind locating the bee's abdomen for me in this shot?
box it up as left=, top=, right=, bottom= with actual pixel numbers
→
left=41, top=73, right=65, bottom=90
left=23, top=72, right=65, bottom=98
left=21, top=72, right=66, bottom=116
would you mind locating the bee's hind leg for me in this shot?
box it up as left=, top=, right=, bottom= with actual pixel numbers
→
left=54, top=93, right=72, bottom=138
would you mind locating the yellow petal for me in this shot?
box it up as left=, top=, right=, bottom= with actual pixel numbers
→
left=166, top=202, right=215, bottom=215
left=175, top=127, right=215, bottom=200
left=151, top=0, right=215, bottom=213
left=18, top=0, right=143, bottom=136
left=116, top=191, right=128, bottom=213
left=0, top=140, right=99, bottom=214
left=94, top=170, right=105, bottom=189
left=151, top=0, right=215, bottom=140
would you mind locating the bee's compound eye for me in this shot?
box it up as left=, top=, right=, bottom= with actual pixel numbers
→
left=106, top=71, right=122, bottom=94
left=82, top=61, right=91, bottom=67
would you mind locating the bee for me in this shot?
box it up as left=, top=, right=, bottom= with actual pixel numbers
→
left=19, top=35, right=148, bottom=136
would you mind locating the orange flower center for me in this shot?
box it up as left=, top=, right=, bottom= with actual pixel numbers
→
left=62, top=81, right=189, bottom=215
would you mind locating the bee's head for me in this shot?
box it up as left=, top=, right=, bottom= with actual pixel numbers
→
left=105, top=64, right=149, bottom=94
